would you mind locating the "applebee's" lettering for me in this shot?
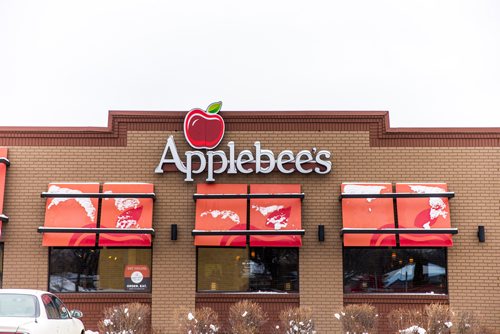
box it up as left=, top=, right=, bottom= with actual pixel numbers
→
left=154, top=136, right=332, bottom=182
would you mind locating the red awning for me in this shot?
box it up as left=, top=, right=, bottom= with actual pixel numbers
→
left=341, top=182, right=456, bottom=247
left=396, top=183, right=453, bottom=247
left=99, top=183, right=154, bottom=247
left=193, top=184, right=304, bottom=247
left=40, top=183, right=155, bottom=247
left=42, top=183, right=100, bottom=247
left=249, top=184, right=302, bottom=247
left=0, top=148, right=8, bottom=240
left=341, top=183, right=396, bottom=247
left=194, top=184, right=248, bottom=247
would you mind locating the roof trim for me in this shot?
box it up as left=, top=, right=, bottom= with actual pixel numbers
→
left=0, top=111, right=498, bottom=147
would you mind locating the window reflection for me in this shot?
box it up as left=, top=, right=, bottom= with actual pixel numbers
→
left=343, top=248, right=447, bottom=294
left=49, top=248, right=151, bottom=293
left=197, top=247, right=298, bottom=292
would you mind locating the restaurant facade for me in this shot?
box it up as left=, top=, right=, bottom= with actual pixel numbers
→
left=0, top=107, right=498, bottom=333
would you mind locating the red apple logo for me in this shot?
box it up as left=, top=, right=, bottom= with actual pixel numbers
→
left=184, top=101, right=225, bottom=149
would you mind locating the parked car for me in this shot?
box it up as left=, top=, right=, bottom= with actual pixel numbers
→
left=0, top=289, right=85, bottom=334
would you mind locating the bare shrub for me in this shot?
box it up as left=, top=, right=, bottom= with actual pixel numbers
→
left=455, top=311, right=482, bottom=334
left=424, top=304, right=453, bottom=334
left=228, top=300, right=268, bottom=334
left=335, top=304, right=378, bottom=334
left=175, top=306, right=220, bottom=334
left=278, top=306, right=316, bottom=334
left=97, top=302, right=150, bottom=334
left=387, top=308, right=425, bottom=333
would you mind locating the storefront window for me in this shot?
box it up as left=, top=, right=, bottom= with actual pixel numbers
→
left=49, top=248, right=152, bottom=293
left=197, top=247, right=298, bottom=292
left=343, top=248, right=447, bottom=294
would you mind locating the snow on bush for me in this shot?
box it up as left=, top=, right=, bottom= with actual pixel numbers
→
left=335, top=304, right=378, bottom=334
left=455, top=311, right=482, bottom=334
left=388, top=308, right=425, bottom=333
left=228, top=300, right=268, bottom=334
left=175, top=306, right=220, bottom=334
left=424, top=304, right=453, bottom=334
left=399, top=326, right=427, bottom=334
left=97, top=303, right=150, bottom=334
left=277, top=306, right=316, bottom=334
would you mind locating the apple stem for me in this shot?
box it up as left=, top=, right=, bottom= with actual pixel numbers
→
left=207, top=101, right=222, bottom=114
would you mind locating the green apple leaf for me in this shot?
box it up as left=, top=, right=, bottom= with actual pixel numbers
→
left=207, top=101, right=222, bottom=114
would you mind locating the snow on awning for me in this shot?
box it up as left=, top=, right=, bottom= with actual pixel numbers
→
left=396, top=183, right=453, bottom=247
left=98, top=183, right=154, bottom=247
left=249, top=184, right=302, bottom=247
left=39, top=183, right=156, bottom=247
left=42, top=183, right=100, bottom=247
left=194, top=184, right=248, bottom=247
left=340, top=182, right=457, bottom=247
left=0, top=148, right=9, bottom=240
left=341, top=183, right=396, bottom=247
left=192, top=184, right=305, bottom=247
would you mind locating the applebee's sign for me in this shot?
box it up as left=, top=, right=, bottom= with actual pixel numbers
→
left=155, top=102, right=332, bottom=182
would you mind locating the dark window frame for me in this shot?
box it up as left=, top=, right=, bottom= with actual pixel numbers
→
left=196, top=246, right=300, bottom=293
left=342, top=246, right=448, bottom=295
left=48, top=246, right=153, bottom=294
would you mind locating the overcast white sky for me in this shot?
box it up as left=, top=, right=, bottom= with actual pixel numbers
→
left=1, top=0, right=499, bottom=128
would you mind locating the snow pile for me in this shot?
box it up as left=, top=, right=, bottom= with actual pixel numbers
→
left=47, top=185, right=97, bottom=221
left=252, top=205, right=284, bottom=216
left=201, top=210, right=241, bottom=224
left=409, top=185, right=448, bottom=227
left=252, top=205, right=292, bottom=230
left=284, top=319, right=317, bottom=334
left=343, top=184, right=387, bottom=203
left=399, top=326, right=426, bottom=334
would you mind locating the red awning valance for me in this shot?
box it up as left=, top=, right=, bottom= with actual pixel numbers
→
left=193, top=184, right=304, bottom=247
left=396, top=183, right=453, bottom=247
left=250, top=184, right=302, bottom=247
left=341, top=183, right=396, bottom=247
left=194, top=184, right=248, bottom=247
left=0, top=148, right=9, bottom=240
left=99, top=183, right=154, bottom=247
left=42, top=183, right=100, bottom=247
left=341, top=182, right=456, bottom=247
left=40, top=183, right=155, bottom=247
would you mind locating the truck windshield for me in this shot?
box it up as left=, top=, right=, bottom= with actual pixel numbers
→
left=0, top=294, right=38, bottom=317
